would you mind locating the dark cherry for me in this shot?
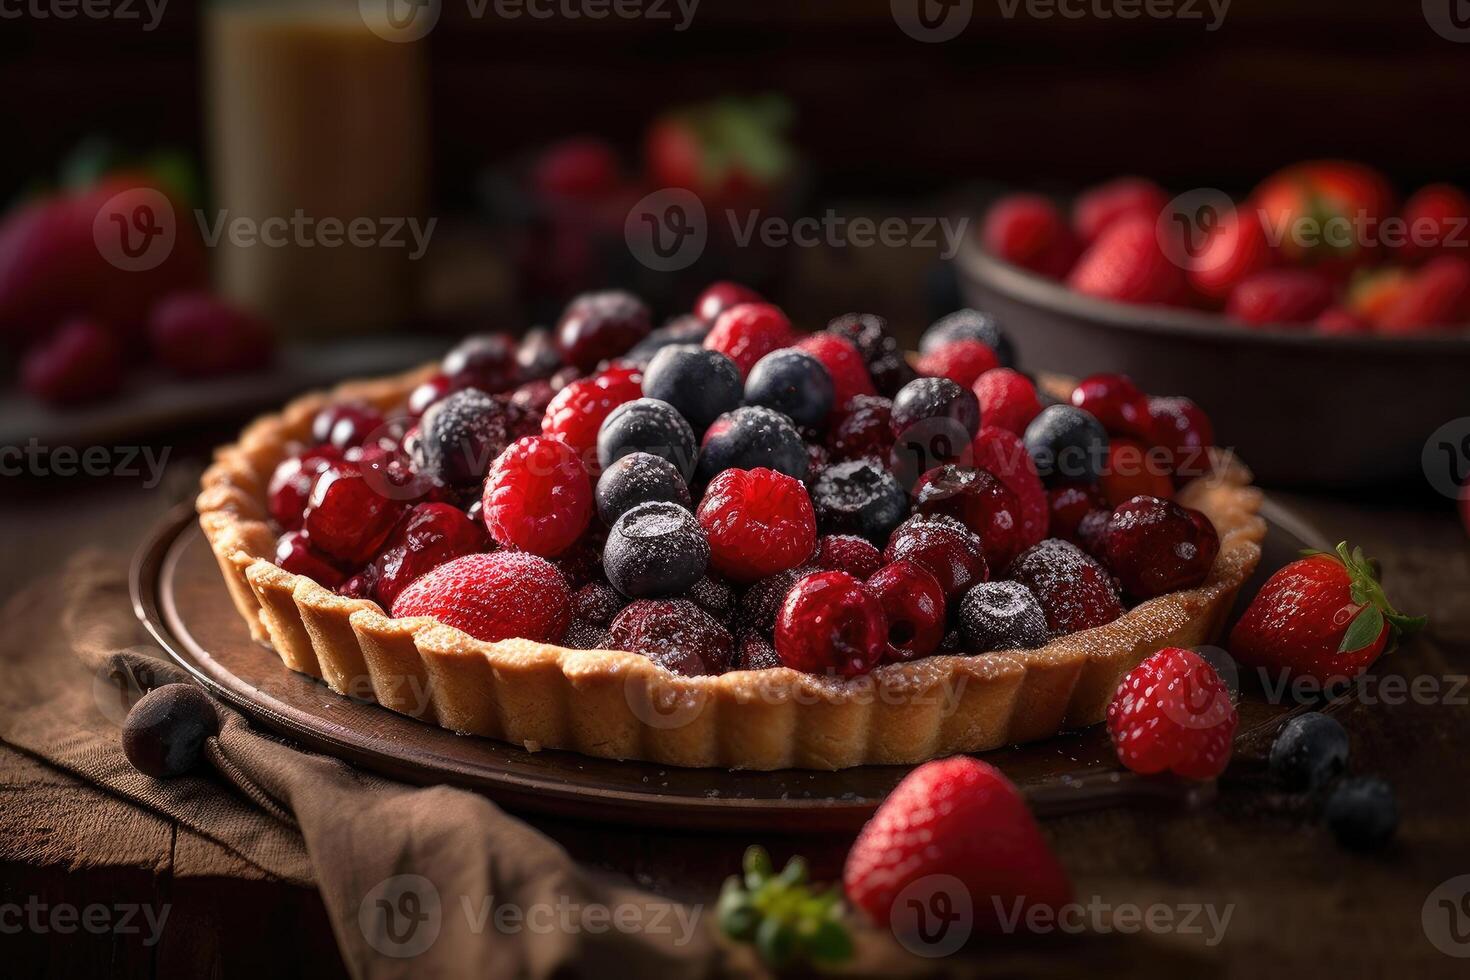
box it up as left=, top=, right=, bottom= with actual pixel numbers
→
left=913, top=465, right=1025, bottom=569
left=1148, top=395, right=1215, bottom=480
left=267, top=446, right=344, bottom=530
left=556, top=290, right=652, bottom=371
left=274, top=529, right=348, bottom=588
left=732, top=632, right=782, bottom=671
left=368, top=502, right=488, bottom=607
left=1070, top=373, right=1154, bottom=442
left=610, top=599, right=733, bottom=676
left=1102, top=495, right=1220, bottom=600
left=881, top=514, right=989, bottom=601
left=311, top=400, right=386, bottom=450
left=1046, top=484, right=1109, bottom=545
left=814, top=534, right=883, bottom=580
left=515, top=327, right=563, bottom=381
left=574, top=581, right=625, bottom=627
left=774, top=571, right=887, bottom=677
left=686, top=574, right=737, bottom=624
left=443, top=332, right=520, bottom=394
left=867, top=560, right=946, bottom=664
left=1075, top=508, right=1112, bottom=562
left=564, top=619, right=614, bottom=651
left=302, top=462, right=407, bottom=565
left=694, top=281, right=763, bottom=324
left=121, top=683, right=220, bottom=778
left=337, top=571, right=375, bottom=600
left=735, top=565, right=818, bottom=633
left=827, top=394, right=894, bottom=462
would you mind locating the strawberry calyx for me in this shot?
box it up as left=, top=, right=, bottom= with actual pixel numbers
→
left=1302, top=542, right=1427, bottom=655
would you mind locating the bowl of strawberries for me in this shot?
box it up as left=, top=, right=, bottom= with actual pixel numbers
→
left=957, top=161, right=1470, bottom=485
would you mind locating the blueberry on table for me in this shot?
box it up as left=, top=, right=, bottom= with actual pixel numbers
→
left=1270, top=712, right=1351, bottom=791
left=1324, top=776, right=1397, bottom=851
left=122, top=683, right=220, bottom=778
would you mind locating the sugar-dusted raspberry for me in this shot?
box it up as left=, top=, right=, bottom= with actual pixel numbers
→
left=913, top=464, right=1025, bottom=570
left=540, top=372, right=643, bottom=462
left=573, top=581, right=624, bottom=627
left=794, top=332, right=876, bottom=414
left=303, top=461, right=407, bottom=565
left=696, top=467, right=817, bottom=583
left=735, top=565, right=817, bottom=633
left=814, top=534, right=882, bottom=580
left=275, top=530, right=347, bottom=588
left=775, top=570, right=887, bottom=677
left=868, top=560, right=946, bottom=664
left=703, top=302, right=794, bottom=379
left=971, top=425, right=1048, bottom=549
left=1107, top=647, right=1238, bottom=780
left=882, top=514, right=989, bottom=601
left=827, top=394, right=894, bottom=462
left=1008, top=538, right=1123, bottom=638
left=1103, top=495, right=1219, bottom=600
left=368, top=502, right=488, bottom=607
left=915, top=339, right=1000, bottom=388
left=609, top=598, right=733, bottom=676
left=391, top=551, right=571, bottom=644
left=732, top=632, right=782, bottom=671
left=973, top=368, right=1043, bottom=436
left=481, top=436, right=592, bottom=557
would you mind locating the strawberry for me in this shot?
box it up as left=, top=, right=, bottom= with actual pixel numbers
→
left=1072, top=177, right=1168, bottom=246
left=843, top=757, right=1071, bottom=936
left=1186, top=204, right=1274, bottom=304
left=1347, top=267, right=1412, bottom=325
left=1229, top=542, right=1425, bottom=686
left=1314, top=306, right=1371, bottom=335
left=531, top=137, right=622, bottom=203
left=1396, top=183, right=1470, bottom=264
left=1107, top=647, right=1238, bottom=780
left=1224, top=268, right=1334, bottom=327
left=1251, top=160, right=1395, bottom=274
left=1067, top=214, right=1188, bottom=307
left=981, top=193, right=1078, bottom=278
left=644, top=97, right=794, bottom=209
left=1375, top=255, right=1470, bottom=334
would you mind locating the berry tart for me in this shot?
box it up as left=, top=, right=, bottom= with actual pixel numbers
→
left=198, top=288, right=1264, bottom=770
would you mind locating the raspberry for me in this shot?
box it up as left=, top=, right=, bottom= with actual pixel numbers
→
left=1106, top=647, right=1238, bottom=780
left=1008, top=538, right=1123, bottom=637
left=913, top=464, right=1025, bottom=570
left=391, top=551, right=571, bottom=644
left=868, top=560, right=946, bottom=663
left=481, top=436, right=593, bottom=557
left=794, top=332, right=876, bottom=413
left=971, top=425, right=1048, bottom=549
left=973, top=368, right=1042, bottom=436
left=609, top=598, right=733, bottom=676
left=826, top=394, right=894, bottom=462
left=1070, top=373, right=1154, bottom=441
left=915, top=339, right=999, bottom=388
left=774, top=571, right=886, bottom=676
left=882, top=514, right=989, bottom=600
left=703, top=302, right=794, bottom=379
left=368, top=502, right=488, bottom=607
left=303, top=461, right=407, bottom=565
left=1103, top=495, right=1220, bottom=600
left=274, top=530, right=347, bottom=588
left=516, top=327, right=563, bottom=381
left=540, top=372, right=643, bottom=463
left=696, top=468, right=817, bottom=583
left=556, top=290, right=652, bottom=371
left=814, top=534, right=882, bottom=580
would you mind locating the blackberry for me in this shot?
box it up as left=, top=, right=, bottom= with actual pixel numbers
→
left=604, top=501, right=710, bottom=598
left=641, top=344, right=742, bottom=435
left=810, top=459, right=909, bottom=545
left=686, top=574, right=736, bottom=623
left=959, top=581, right=1049, bottom=652
left=595, top=451, right=692, bottom=525
left=597, top=397, right=698, bottom=479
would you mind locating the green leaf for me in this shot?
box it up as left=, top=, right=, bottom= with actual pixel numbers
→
left=717, top=883, right=760, bottom=941
left=755, top=916, right=797, bottom=970
left=1339, top=605, right=1384, bottom=654
left=776, top=855, right=808, bottom=888
left=742, top=846, right=772, bottom=887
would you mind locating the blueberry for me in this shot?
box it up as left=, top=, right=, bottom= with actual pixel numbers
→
left=920, top=309, right=1016, bottom=368
left=604, top=501, right=711, bottom=598
left=744, top=349, right=835, bottom=430
left=888, top=377, right=980, bottom=485
left=122, top=683, right=220, bottom=778
left=595, top=451, right=692, bottom=525
left=597, top=397, right=698, bottom=478
left=412, top=388, right=512, bottom=486
left=1269, top=712, right=1350, bottom=791
left=515, top=327, right=562, bottom=380
left=810, top=459, right=909, bottom=545
left=959, top=581, right=1049, bottom=652
left=1023, top=404, right=1109, bottom=486
left=642, top=344, right=742, bottom=435
left=625, top=315, right=712, bottom=365
left=696, top=406, right=809, bottom=483
left=1324, top=776, right=1397, bottom=851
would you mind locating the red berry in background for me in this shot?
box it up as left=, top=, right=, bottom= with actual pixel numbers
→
left=1103, top=495, right=1219, bottom=600
left=540, top=371, right=642, bottom=460
left=1147, top=395, right=1214, bottom=480
left=1185, top=204, right=1274, bottom=304
left=1070, top=372, right=1153, bottom=441
left=1067, top=213, right=1187, bottom=306
left=1099, top=437, right=1174, bottom=507
left=1314, top=306, right=1371, bottom=335
left=442, top=332, right=520, bottom=395
left=867, top=560, right=946, bottom=663
left=1073, top=176, right=1168, bottom=246
left=1107, top=647, right=1238, bottom=780
left=794, top=332, right=876, bottom=412
left=368, top=502, right=488, bottom=607
left=267, top=446, right=343, bottom=530
left=311, top=399, right=386, bottom=450
left=1251, top=160, right=1395, bottom=272
left=1008, top=538, right=1123, bottom=637
left=882, top=514, right=989, bottom=600
left=408, top=373, right=456, bottom=416
left=20, top=318, right=123, bottom=406
left=481, top=435, right=592, bottom=557
left=844, top=757, right=1072, bottom=934
left=531, top=137, right=621, bottom=202
left=1229, top=543, right=1425, bottom=685
left=303, top=462, right=407, bottom=566
left=1225, top=269, right=1334, bottom=327
left=774, top=570, right=887, bottom=676
left=815, top=534, right=883, bottom=580
left=970, top=425, right=1048, bottom=549
left=1461, top=483, right=1470, bottom=539
left=697, top=467, right=817, bottom=583
left=274, top=530, right=347, bottom=588
left=1396, top=183, right=1470, bottom=264
left=981, top=193, right=1078, bottom=279
left=147, top=292, right=274, bottom=378
left=914, top=339, right=999, bottom=388
left=913, top=465, right=1025, bottom=569
left=609, top=598, right=733, bottom=676
left=1046, top=483, right=1107, bottom=545
left=693, top=280, right=763, bottom=324
left=703, top=302, right=795, bottom=379
left=1347, top=267, right=1412, bottom=326
left=555, top=290, right=652, bottom=372
left=392, top=551, right=571, bottom=645
left=827, top=394, right=894, bottom=462
left=1376, top=255, right=1470, bottom=334
left=973, top=368, right=1042, bottom=436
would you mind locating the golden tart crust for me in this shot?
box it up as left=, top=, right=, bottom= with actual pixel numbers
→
left=197, top=365, right=1265, bottom=770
